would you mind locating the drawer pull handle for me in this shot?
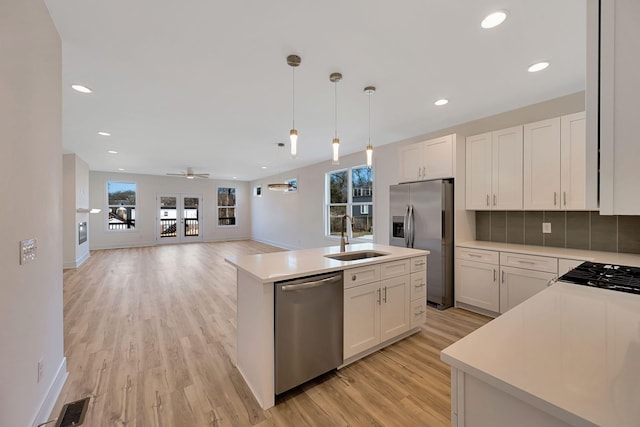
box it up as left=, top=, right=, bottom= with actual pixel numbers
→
left=468, top=254, right=482, bottom=258
left=415, top=309, right=426, bottom=316
left=415, top=261, right=425, bottom=266
left=352, top=275, right=357, bottom=281
left=516, top=260, right=536, bottom=265
left=415, top=282, right=425, bottom=288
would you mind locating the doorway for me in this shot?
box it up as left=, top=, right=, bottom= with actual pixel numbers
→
left=157, top=194, right=203, bottom=243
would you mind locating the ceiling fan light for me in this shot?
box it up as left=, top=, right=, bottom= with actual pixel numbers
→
left=186, top=175, right=194, bottom=179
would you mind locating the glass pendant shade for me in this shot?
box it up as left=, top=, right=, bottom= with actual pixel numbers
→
left=366, top=144, right=373, bottom=168
left=290, top=129, right=298, bottom=157
left=332, top=138, right=340, bottom=164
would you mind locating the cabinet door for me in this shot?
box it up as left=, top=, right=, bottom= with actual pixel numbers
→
left=493, top=126, right=523, bottom=210
left=422, top=135, right=453, bottom=180
left=524, top=117, right=561, bottom=210
left=398, top=142, right=423, bottom=183
left=465, top=132, right=493, bottom=210
left=344, top=282, right=381, bottom=359
left=561, top=112, right=588, bottom=210
left=499, top=267, right=556, bottom=314
left=380, top=275, right=410, bottom=342
left=455, top=259, right=499, bottom=313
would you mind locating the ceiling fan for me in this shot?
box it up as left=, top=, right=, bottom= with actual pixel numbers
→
left=166, top=168, right=210, bottom=179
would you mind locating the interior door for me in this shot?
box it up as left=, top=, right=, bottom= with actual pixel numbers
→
left=157, top=194, right=203, bottom=244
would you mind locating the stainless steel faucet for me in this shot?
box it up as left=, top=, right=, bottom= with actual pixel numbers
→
left=340, top=214, right=354, bottom=252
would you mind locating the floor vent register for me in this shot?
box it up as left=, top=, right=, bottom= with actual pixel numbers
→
left=38, top=397, right=90, bottom=427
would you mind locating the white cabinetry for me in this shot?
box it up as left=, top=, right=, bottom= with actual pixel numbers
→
left=409, top=256, right=427, bottom=328
left=455, top=249, right=499, bottom=313
left=466, top=126, right=523, bottom=210
left=399, top=135, right=454, bottom=183
left=523, top=112, right=595, bottom=210
left=456, top=247, right=561, bottom=315
left=597, top=0, right=640, bottom=214
left=344, top=258, right=417, bottom=360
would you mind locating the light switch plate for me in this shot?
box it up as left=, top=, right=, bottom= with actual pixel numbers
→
left=542, top=222, right=552, bottom=234
left=20, top=238, right=37, bottom=264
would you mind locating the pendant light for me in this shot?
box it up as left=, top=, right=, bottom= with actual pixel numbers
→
left=330, top=72, right=342, bottom=165
left=364, top=86, right=376, bottom=168
left=287, top=54, right=301, bottom=158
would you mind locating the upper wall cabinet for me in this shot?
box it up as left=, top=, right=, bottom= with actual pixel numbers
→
left=466, top=126, right=523, bottom=210
left=597, top=0, right=640, bottom=214
left=523, top=112, right=596, bottom=211
left=399, top=135, right=454, bottom=183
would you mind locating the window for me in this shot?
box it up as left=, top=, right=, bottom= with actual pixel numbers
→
left=107, top=181, right=136, bottom=230
left=326, top=166, right=373, bottom=240
left=217, top=187, right=236, bottom=226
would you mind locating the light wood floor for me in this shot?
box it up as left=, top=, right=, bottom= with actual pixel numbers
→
left=51, top=241, right=490, bottom=427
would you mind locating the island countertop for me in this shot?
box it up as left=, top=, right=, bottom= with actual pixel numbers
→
left=225, top=242, right=429, bottom=283
left=441, top=281, right=640, bottom=427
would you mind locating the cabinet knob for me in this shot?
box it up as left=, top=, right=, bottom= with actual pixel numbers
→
left=352, top=275, right=357, bottom=281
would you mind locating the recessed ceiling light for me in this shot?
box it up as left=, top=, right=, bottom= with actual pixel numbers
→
left=261, top=166, right=268, bottom=169
left=232, top=176, right=237, bottom=179
left=97, top=131, right=111, bottom=136
left=118, top=168, right=125, bottom=171
left=528, top=61, right=550, bottom=73
left=71, top=84, right=92, bottom=94
left=481, top=11, right=508, bottom=29
left=434, top=99, right=449, bottom=106
left=107, top=150, right=118, bottom=154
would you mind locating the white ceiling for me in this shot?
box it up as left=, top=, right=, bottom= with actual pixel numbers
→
left=45, top=0, right=586, bottom=181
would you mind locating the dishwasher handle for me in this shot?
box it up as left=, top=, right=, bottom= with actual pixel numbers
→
left=280, top=275, right=341, bottom=292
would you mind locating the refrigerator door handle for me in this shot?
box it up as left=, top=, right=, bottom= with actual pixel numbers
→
left=403, top=205, right=410, bottom=247
left=408, top=204, right=415, bottom=248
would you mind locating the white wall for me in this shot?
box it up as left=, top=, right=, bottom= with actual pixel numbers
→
left=63, top=154, right=90, bottom=268
left=0, top=1, right=66, bottom=426
left=89, top=171, right=251, bottom=249
left=250, top=92, right=585, bottom=250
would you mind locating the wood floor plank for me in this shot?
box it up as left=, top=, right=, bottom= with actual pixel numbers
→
left=52, top=241, right=490, bottom=426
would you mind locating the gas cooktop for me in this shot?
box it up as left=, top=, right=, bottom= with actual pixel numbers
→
left=559, top=262, right=640, bottom=295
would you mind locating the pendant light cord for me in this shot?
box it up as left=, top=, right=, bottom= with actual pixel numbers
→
left=292, top=67, right=296, bottom=129
left=334, top=81, right=338, bottom=139
left=368, top=92, right=372, bottom=144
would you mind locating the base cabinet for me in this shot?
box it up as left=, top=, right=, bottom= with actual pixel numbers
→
left=344, top=257, right=421, bottom=360
left=499, top=267, right=556, bottom=314
left=456, top=259, right=499, bottom=313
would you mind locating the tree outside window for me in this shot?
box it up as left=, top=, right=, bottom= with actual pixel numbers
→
left=107, top=181, right=136, bottom=230
left=218, top=187, right=236, bottom=226
left=326, top=166, right=373, bottom=240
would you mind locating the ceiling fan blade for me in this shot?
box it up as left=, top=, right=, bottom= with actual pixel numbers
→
left=194, top=174, right=210, bottom=178
left=166, top=173, right=186, bottom=176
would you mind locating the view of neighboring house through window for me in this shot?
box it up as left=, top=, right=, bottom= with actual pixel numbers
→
left=107, top=181, right=136, bottom=230
left=218, top=187, right=236, bottom=226
left=326, top=166, right=373, bottom=240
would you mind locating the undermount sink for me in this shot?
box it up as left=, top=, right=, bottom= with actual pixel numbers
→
left=324, top=250, right=389, bottom=261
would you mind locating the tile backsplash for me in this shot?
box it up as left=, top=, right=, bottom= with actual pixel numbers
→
left=476, top=211, right=640, bottom=254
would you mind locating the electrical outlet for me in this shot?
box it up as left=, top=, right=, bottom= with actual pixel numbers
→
left=542, top=222, right=552, bottom=234
left=38, top=359, right=43, bottom=383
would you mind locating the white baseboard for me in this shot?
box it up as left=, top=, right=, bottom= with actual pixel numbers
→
left=250, top=237, right=298, bottom=251
left=31, top=357, right=68, bottom=427
left=63, top=252, right=90, bottom=269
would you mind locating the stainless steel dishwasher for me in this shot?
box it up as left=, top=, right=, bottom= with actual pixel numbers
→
left=275, top=271, right=343, bottom=395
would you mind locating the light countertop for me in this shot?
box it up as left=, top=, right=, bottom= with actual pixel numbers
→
left=225, top=243, right=429, bottom=283
left=457, top=240, right=640, bottom=267
left=442, top=282, right=640, bottom=427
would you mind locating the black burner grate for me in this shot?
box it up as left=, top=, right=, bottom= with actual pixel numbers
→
left=559, top=262, right=640, bottom=295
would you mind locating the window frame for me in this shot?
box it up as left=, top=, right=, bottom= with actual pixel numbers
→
left=325, top=165, right=374, bottom=241
left=217, top=186, right=237, bottom=227
left=106, top=180, right=137, bottom=232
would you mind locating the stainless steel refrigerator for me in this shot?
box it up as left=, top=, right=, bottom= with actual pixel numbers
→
left=389, top=179, right=453, bottom=309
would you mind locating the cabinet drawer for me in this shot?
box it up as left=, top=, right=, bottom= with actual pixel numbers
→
left=500, top=252, right=557, bottom=273
left=344, top=264, right=381, bottom=289
left=380, top=259, right=411, bottom=280
left=410, top=299, right=427, bottom=328
left=410, top=256, right=427, bottom=272
left=410, top=272, right=427, bottom=301
left=456, top=247, right=499, bottom=264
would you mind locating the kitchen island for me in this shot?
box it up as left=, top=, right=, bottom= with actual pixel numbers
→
left=441, top=281, right=640, bottom=427
left=226, top=243, right=429, bottom=409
